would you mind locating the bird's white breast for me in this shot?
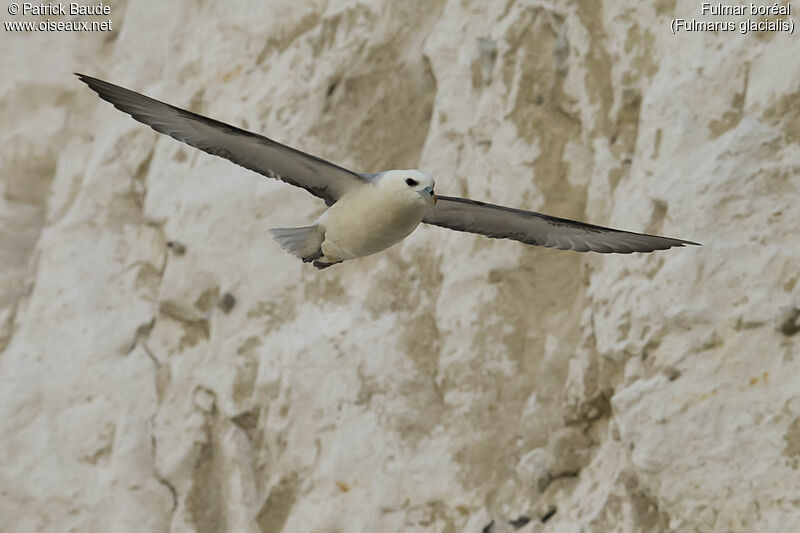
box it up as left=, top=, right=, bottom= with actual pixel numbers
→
left=319, top=183, right=429, bottom=261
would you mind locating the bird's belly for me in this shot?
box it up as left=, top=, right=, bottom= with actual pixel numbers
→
left=321, top=194, right=426, bottom=261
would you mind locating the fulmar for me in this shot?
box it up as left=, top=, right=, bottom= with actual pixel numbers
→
left=77, top=74, right=699, bottom=269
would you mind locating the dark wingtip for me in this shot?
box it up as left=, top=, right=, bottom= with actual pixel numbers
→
left=75, top=73, right=113, bottom=94
left=75, top=73, right=101, bottom=91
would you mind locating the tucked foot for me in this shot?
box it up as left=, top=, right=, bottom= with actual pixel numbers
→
left=312, top=260, right=341, bottom=270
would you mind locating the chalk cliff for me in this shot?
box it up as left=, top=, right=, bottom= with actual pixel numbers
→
left=1, top=1, right=798, bottom=531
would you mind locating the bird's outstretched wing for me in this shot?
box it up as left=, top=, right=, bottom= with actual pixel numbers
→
left=423, top=196, right=699, bottom=253
left=77, top=74, right=368, bottom=205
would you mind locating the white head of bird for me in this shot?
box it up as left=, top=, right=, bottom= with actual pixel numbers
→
left=376, top=169, right=436, bottom=207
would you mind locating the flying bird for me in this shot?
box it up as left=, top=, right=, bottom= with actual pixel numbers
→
left=77, top=74, right=699, bottom=269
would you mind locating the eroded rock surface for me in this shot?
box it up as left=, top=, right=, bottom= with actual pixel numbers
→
left=2, top=1, right=798, bottom=531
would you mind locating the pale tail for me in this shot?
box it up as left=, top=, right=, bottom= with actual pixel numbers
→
left=269, top=225, right=324, bottom=263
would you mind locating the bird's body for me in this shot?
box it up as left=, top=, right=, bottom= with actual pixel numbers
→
left=318, top=170, right=435, bottom=263
left=76, top=73, right=699, bottom=269
left=271, top=170, right=435, bottom=267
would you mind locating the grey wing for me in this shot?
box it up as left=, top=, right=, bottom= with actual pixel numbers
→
left=423, top=196, right=700, bottom=253
left=77, top=74, right=368, bottom=205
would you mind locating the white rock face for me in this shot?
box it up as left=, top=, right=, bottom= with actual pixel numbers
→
left=2, top=1, right=799, bottom=532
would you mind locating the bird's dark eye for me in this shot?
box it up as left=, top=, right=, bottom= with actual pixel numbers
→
left=405, top=178, right=418, bottom=187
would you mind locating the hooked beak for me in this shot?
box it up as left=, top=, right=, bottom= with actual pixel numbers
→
left=421, top=186, right=436, bottom=204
